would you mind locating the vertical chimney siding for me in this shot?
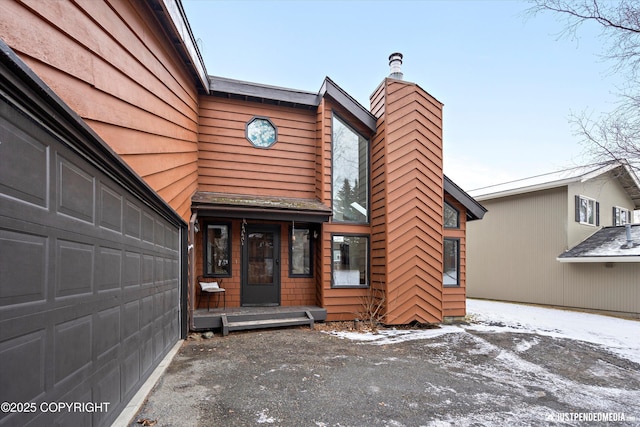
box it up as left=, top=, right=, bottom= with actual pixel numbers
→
left=371, top=78, right=445, bottom=324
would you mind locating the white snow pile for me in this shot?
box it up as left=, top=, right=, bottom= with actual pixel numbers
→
left=326, top=299, right=640, bottom=364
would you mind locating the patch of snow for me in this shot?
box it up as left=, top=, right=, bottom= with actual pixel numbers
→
left=256, top=409, right=278, bottom=424
left=514, top=336, right=539, bottom=353
left=466, top=299, right=640, bottom=364
left=326, top=325, right=462, bottom=345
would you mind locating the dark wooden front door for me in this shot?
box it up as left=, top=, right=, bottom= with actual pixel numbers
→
left=241, top=225, right=281, bottom=306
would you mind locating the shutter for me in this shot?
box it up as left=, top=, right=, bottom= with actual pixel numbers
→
left=574, top=195, right=580, bottom=222
left=596, top=202, right=600, bottom=226
left=629, top=210, right=633, bottom=224
left=613, top=206, right=617, bottom=226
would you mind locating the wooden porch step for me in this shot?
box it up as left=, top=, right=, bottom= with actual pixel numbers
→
left=221, top=311, right=314, bottom=336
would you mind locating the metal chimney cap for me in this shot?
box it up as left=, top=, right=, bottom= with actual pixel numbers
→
left=388, top=52, right=404, bottom=80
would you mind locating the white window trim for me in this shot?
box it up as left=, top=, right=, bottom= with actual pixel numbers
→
left=578, top=195, right=597, bottom=226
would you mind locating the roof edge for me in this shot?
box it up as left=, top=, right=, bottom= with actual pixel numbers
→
left=319, top=77, right=377, bottom=133
left=556, top=256, right=640, bottom=263
left=444, top=175, right=487, bottom=221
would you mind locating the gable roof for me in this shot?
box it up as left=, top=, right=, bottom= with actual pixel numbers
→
left=557, top=224, right=640, bottom=263
left=444, top=176, right=487, bottom=221
left=208, top=76, right=377, bottom=133
left=469, top=161, right=640, bottom=208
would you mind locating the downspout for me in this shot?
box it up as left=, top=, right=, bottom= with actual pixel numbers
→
left=188, top=211, right=198, bottom=331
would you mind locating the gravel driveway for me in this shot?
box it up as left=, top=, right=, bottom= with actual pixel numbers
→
left=129, top=323, right=640, bottom=426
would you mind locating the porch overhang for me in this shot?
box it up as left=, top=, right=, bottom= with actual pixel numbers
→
left=192, top=191, right=332, bottom=223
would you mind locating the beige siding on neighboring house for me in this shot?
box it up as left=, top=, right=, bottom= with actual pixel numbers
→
left=563, top=263, right=640, bottom=316
left=567, top=172, right=637, bottom=248
left=467, top=187, right=567, bottom=305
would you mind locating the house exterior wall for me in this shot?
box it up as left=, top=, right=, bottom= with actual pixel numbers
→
left=442, top=195, right=468, bottom=318
left=198, top=96, right=317, bottom=199
left=467, top=187, right=568, bottom=305
left=567, top=171, right=636, bottom=248
left=0, top=0, right=200, bottom=221
left=468, top=184, right=640, bottom=317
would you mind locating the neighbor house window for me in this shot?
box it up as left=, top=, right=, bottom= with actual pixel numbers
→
left=204, top=223, right=231, bottom=277
left=332, top=115, right=369, bottom=223
left=575, top=195, right=599, bottom=226
left=332, top=235, right=369, bottom=288
left=290, top=226, right=312, bottom=277
left=444, top=202, right=459, bottom=228
left=443, top=238, right=459, bottom=287
left=613, top=206, right=631, bottom=226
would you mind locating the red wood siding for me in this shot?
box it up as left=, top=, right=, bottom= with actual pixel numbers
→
left=380, top=79, right=445, bottom=324
left=442, top=195, right=468, bottom=318
left=0, top=0, right=200, bottom=220
left=198, top=97, right=317, bottom=199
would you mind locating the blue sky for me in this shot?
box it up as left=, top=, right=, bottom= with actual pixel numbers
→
left=182, top=0, right=623, bottom=190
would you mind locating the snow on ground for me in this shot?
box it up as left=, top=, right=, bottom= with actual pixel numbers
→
left=327, top=299, right=640, bottom=364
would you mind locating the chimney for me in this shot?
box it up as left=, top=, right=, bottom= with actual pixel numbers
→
left=625, top=224, right=634, bottom=249
left=388, top=52, right=403, bottom=80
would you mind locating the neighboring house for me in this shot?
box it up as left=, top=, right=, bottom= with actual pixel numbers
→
left=467, top=161, right=640, bottom=318
left=1, top=1, right=485, bottom=425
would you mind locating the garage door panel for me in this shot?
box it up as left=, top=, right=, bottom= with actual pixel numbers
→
left=0, top=229, right=47, bottom=305
left=54, top=315, right=92, bottom=385
left=0, top=113, right=49, bottom=208
left=57, top=154, right=95, bottom=224
left=99, top=184, right=123, bottom=233
left=56, top=239, right=94, bottom=297
left=0, top=329, right=46, bottom=403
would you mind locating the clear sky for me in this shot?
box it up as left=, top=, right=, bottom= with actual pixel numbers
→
left=182, top=0, right=623, bottom=190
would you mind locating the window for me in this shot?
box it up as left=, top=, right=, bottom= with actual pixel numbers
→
left=246, top=116, right=277, bottom=148
left=332, top=115, right=369, bottom=223
left=443, top=238, right=459, bottom=287
left=444, top=202, right=459, bottom=228
left=332, top=235, right=369, bottom=288
left=575, top=195, right=599, bottom=226
left=613, top=206, right=631, bottom=226
left=290, top=226, right=312, bottom=277
left=204, top=223, right=231, bottom=277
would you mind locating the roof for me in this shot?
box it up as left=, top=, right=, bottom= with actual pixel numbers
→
left=192, top=192, right=332, bottom=223
left=444, top=175, right=487, bottom=221
left=469, top=161, right=640, bottom=208
left=557, top=224, right=640, bottom=263
left=208, top=76, right=378, bottom=133
left=150, top=0, right=209, bottom=92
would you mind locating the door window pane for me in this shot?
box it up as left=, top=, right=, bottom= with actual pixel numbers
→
left=248, top=232, right=274, bottom=284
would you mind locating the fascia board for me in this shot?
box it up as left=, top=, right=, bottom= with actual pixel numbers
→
left=556, top=256, right=640, bottom=263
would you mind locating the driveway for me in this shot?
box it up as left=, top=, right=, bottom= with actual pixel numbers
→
left=130, top=303, right=640, bottom=426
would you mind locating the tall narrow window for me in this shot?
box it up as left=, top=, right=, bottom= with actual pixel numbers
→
left=290, top=226, right=312, bottom=277
left=332, top=235, right=369, bottom=288
left=204, top=223, right=231, bottom=277
left=443, top=238, right=459, bottom=287
left=332, top=115, right=369, bottom=223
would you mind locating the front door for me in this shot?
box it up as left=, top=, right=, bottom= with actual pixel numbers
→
left=241, top=224, right=281, bottom=306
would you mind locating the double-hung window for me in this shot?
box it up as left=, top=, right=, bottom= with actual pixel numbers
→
left=575, top=195, right=599, bottom=226
left=290, top=226, right=313, bottom=277
left=613, top=206, right=631, bottom=226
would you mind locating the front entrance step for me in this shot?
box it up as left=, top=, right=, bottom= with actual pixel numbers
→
left=221, top=310, right=314, bottom=336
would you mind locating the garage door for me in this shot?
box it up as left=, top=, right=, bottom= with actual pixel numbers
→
left=0, top=45, right=186, bottom=426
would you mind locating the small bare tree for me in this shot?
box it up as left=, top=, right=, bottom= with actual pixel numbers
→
left=528, top=0, right=640, bottom=173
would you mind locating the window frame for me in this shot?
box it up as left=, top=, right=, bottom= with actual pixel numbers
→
left=330, top=233, right=370, bottom=289
left=444, top=201, right=460, bottom=229
left=289, top=225, right=313, bottom=278
left=330, top=112, right=370, bottom=224
left=575, top=195, right=599, bottom=227
left=203, top=222, right=232, bottom=278
left=443, top=238, right=460, bottom=287
left=613, top=206, right=631, bottom=226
